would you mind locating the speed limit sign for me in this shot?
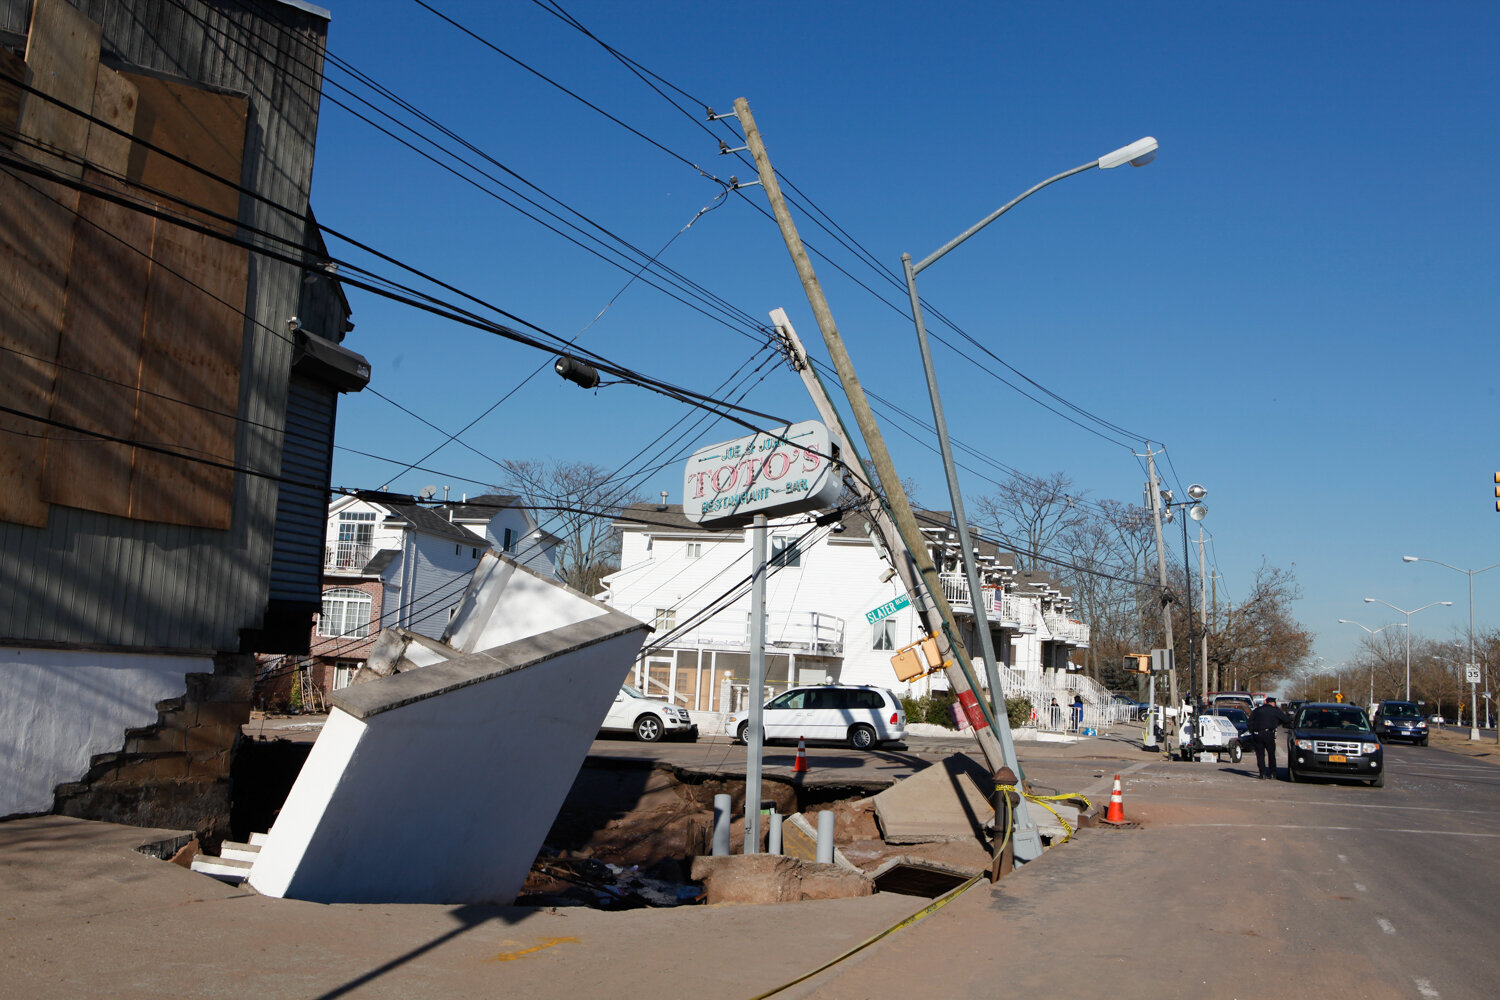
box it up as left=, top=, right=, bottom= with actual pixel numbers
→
left=1466, top=664, right=1481, bottom=684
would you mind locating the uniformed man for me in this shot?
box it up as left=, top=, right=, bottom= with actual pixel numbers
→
left=1247, top=696, right=1293, bottom=779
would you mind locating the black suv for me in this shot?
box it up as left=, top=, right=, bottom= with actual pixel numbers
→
left=1286, top=703, right=1384, bottom=787
left=1372, top=700, right=1429, bottom=746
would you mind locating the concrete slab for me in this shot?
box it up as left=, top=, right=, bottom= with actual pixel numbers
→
left=871, top=753, right=994, bottom=844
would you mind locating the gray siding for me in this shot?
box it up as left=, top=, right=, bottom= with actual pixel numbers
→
left=0, top=0, right=338, bottom=651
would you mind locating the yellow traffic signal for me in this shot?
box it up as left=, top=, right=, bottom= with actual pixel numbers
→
left=1495, top=472, right=1499, bottom=511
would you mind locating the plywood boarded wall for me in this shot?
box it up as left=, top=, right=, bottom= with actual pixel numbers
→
left=1, top=0, right=249, bottom=530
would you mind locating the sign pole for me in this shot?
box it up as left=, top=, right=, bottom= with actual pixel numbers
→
left=746, top=513, right=767, bottom=851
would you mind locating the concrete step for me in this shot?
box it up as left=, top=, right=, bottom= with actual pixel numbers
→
left=219, top=841, right=260, bottom=862
left=248, top=832, right=269, bottom=846
left=190, top=855, right=253, bottom=884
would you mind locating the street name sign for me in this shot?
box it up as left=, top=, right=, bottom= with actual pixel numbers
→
left=865, top=594, right=911, bottom=625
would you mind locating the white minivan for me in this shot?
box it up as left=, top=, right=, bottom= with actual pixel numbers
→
left=600, top=685, right=697, bottom=742
left=726, top=684, right=906, bottom=750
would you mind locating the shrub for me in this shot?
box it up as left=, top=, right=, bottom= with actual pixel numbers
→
left=1006, top=696, right=1033, bottom=729
left=901, top=691, right=960, bottom=728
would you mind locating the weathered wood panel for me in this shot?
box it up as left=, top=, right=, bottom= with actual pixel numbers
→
left=41, top=64, right=142, bottom=516
left=0, top=172, right=76, bottom=527
left=18, top=0, right=99, bottom=178
left=130, top=217, right=247, bottom=528
left=0, top=47, right=26, bottom=149
left=125, top=73, right=244, bottom=229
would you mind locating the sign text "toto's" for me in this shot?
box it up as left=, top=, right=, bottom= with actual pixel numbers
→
left=683, top=420, right=841, bottom=526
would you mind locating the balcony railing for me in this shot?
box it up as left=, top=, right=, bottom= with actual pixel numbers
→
left=1043, top=612, right=1091, bottom=646
left=325, top=540, right=374, bottom=571
left=939, top=573, right=1032, bottom=630
left=686, top=611, right=845, bottom=655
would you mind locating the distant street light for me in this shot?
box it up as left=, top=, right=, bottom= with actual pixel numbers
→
left=1403, top=556, right=1500, bottom=741
left=1337, top=619, right=1406, bottom=706
left=1363, top=597, right=1454, bottom=702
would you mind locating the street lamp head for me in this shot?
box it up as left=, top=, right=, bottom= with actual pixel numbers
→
left=1188, top=503, right=1207, bottom=521
left=1440, top=601, right=1453, bottom=606
left=1402, top=556, right=1419, bottom=563
left=1363, top=597, right=1376, bottom=603
left=1338, top=619, right=1352, bottom=624
left=1187, top=484, right=1207, bottom=500
left=1098, top=136, right=1159, bottom=169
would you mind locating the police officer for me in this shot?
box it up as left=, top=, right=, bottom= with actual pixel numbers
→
left=1247, top=696, right=1292, bottom=779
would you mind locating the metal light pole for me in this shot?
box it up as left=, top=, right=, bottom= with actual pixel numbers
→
left=1337, top=619, right=1405, bottom=706
left=900, top=136, right=1157, bottom=711
left=1160, top=488, right=1208, bottom=703
left=1363, top=597, right=1453, bottom=702
left=1403, top=557, right=1500, bottom=742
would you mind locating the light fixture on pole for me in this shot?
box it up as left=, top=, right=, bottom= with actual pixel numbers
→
left=1337, top=619, right=1406, bottom=706
left=900, top=136, right=1157, bottom=857
left=1402, top=556, right=1500, bottom=742
left=1162, top=485, right=1208, bottom=704
left=1363, top=597, right=1453, bottom=702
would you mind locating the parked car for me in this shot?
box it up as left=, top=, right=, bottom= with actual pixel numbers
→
left=1286, top=702, right=1384, bottom=787
left=726, top=684, right=906, bottom=750
left=1372, top=700, right=1429, bottom=746
left=600, top=684, right=697, bottom=742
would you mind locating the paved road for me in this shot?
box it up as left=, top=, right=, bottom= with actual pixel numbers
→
left=790, top=740, right=1500, bottom=1000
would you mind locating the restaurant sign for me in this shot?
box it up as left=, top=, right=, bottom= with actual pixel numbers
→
left=683, top=420, right=841, bottom=526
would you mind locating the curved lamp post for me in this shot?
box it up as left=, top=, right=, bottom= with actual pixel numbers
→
left=1363, top=597, right=1453, bottom=702
left=1337, top=618, right=1406, bottom=706
left=901, top=136, right=1156, bottom=860
left=1403, top=556, right=1500, bottom=741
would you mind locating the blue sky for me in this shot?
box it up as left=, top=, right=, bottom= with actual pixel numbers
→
left=310, top=1, right=1499, bottom=677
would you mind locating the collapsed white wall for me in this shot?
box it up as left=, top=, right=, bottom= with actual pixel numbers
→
left=0, top=648, right=211, bottom=817
left=249, top=552, right=650, bottom=904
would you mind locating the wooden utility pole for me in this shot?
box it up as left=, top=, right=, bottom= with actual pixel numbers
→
left=738, top=99, right=1043, bottom=860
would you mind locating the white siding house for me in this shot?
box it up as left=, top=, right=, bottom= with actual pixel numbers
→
left=599, top=503, right=1098, bottom=725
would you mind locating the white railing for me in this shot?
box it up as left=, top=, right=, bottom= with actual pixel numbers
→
left=939, top=574, right=1031, bottom=629
left=1043, top=613, right=1091, bottom=646
left=689, top=611, right=845, bottom=655
left=325, top=540, right=373, bottom=571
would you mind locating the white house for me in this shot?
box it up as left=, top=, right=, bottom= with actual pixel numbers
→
left=599, top=502, right=1098, bottom=725
left=261, top=494, right=561, bottom=707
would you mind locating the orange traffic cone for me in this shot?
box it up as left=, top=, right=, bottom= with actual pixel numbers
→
left=793, top=736, right=809, bottom=773
left=1103, top=774, right=1127, bottom=823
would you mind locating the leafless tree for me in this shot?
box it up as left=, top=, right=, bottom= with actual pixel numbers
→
left=975, top=471, right=1087, bottom=574
left=498, top=459, right=640, bottom=595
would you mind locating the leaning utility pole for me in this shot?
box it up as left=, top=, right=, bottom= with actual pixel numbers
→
left=1144, top=445, right=1179, bottom=707
left=737, top=97, right=1042, bottom=861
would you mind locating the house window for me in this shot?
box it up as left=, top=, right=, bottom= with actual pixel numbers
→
left=472, top=547, right=479, bottom=558
left=653, top=608, right=677, bottom=632
left=333, top=661, right=358, bottom=690
left=771, top=535, right=800, bottom=567
left=503, top=528, right=515, bottom=552
left=872, top=619, right=896, bottom=650
left=320, top=588, right=373, bottom=638
left=686, top=542, right=702, bottom=559
left=333, top=510, right=375, bottom=567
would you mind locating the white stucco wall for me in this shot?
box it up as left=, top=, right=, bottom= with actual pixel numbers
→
left=0, top=647, right=211, bottom=817
left=248, top=625, right=647, bottom=904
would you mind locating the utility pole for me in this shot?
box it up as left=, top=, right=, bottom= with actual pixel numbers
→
left=1198, top=529, right=1208, bottom=702
left=738, top=97, right=1043, bottom=861
left=1144, top=446, right=1179, bottom=707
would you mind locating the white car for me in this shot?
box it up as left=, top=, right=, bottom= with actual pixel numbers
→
left=600, top=685, right=697, bottom=742
left=725, top=684, right=906, bottom=750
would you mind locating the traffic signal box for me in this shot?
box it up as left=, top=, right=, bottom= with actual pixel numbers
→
left=1495, top=472, right=1499, bottom=512
left=1125, top=653, right=1152, bottom=674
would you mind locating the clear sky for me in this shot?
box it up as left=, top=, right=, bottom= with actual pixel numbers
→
left=309, top=1, right=1499, bottom=678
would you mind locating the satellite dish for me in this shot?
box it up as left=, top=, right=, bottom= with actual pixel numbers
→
left=418, top=485, right=437, bottom=500
left=1187, top=484, right=1208, bottom=500
left=1189, top=504, right=1208, bottom=521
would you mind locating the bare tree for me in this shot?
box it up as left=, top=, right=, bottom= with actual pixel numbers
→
left=975, top=471, right=1087, bottom=574
left=498, top=459, right=640, bottom=595
left=1198, top=562, right=1312, bottom=694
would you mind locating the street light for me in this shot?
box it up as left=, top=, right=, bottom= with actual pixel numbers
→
left=901, top=137, right=1157, bottom=858
left=1402, top=556, right=1500, bottom=742
left=1363, top=597, right=1453, bottom=702
left=1337, top=619, right=1407, bottom=706
left=1162, top=487, right=1209, bottom=703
